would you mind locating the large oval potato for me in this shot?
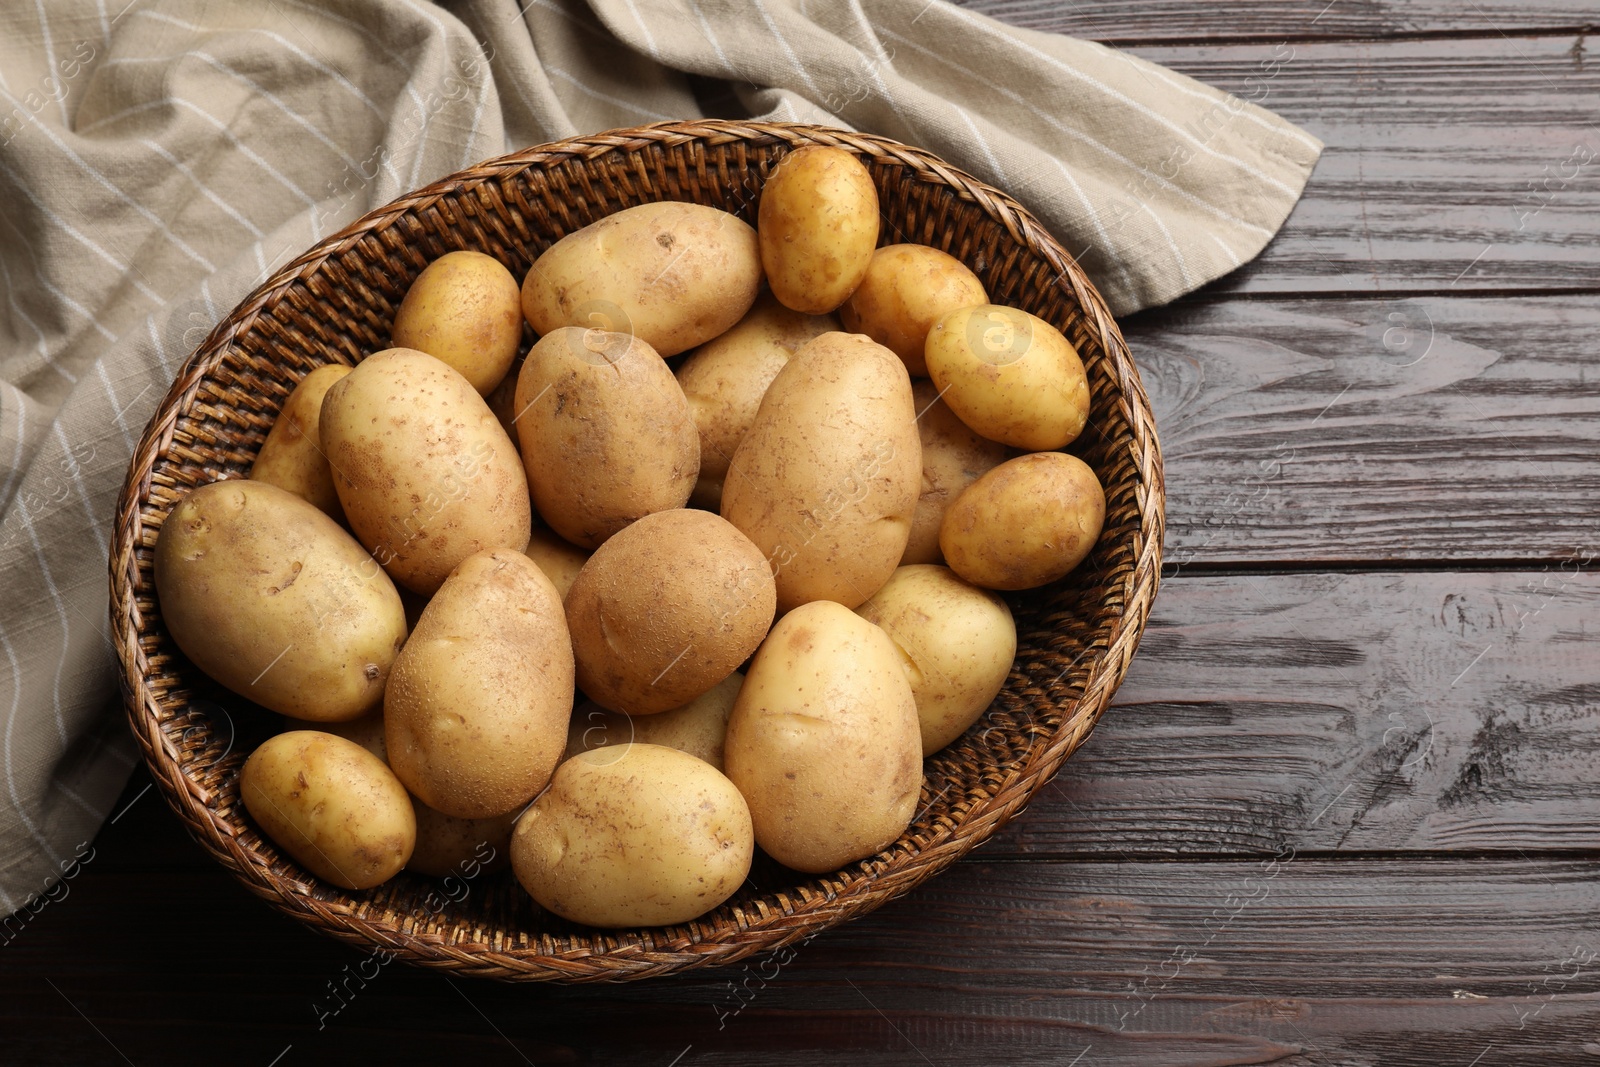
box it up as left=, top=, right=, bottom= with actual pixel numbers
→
left=522, top=526, right=590, bottom=601
left=320, top=348, right=530, bottom=595
left=511, top=743, right=754, bottom=927
left=154, top=479, right=406, bottom=721
left=856, top=565, right=1016, bottom=755
left=840, top=244, right=988, bottom=376
left=566, top=509, right=774, bottom=715
left=903, top=379, right=1008, bottom=566
left=759, top=146, right=879, bottom=314
left=675, top=292, right=839, bottom=510
left=721, top=332, right=921, bottom=612
left=391, top=251, right=522, bottom=395
left=924, top=304, right=1091, bottom=451
left=249, top=364, right=351, bottom=520
left=385, top=549, right=574, bottom=819
left=514, top=327, right=699, bottom=549
left=565, top=670, right=743, bottom=772
left=724, top=601, right=922, bottom=873
left=240, top=730, right=415, bottom=890
left=941, top=452, right=1106, bottom=590
left=521, top=202, right=761, bottom=357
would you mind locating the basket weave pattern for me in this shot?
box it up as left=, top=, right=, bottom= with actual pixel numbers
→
left=110, top=121, right=1164, bottom=982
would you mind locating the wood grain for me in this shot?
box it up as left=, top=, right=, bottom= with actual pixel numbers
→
left=991, top=569, right=1600, bottom=857
left=966, top=0, right=1600, bottom=43
left=1125, top=295, right=1600, bottom=564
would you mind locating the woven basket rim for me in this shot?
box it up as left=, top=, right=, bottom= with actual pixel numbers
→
left=109, top=119, right=1165, bottom=981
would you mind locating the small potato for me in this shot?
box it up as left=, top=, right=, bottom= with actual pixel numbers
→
left=721, top=332, right=921, bottom=612
left=514, top=328, right=699, bottom=549
left=249, top=364, right=351, bottom=520
left=759, top=146, right=879, bottom=314
left=566, top=509, right=774, bottom=716
left=565, top=671, right=743, bottom=771
left=511, top=744, right=754, bottom=927
left=725, top=601, right=922, bottom=873
left=386, top=549, right=574, bottom=819
left=522, top=526, right=590, bottom=601
left=940, top=452, right=1106, bottom=590
left=154, top=479, right=406, bottom=721
left=408, top=803, right=515, bottom=879
left=392, top=251, right=522, bottom=395
left=521, top=202, right=761, bottom=357
left=924, top=304, right=1091, bottom=451
left=320, top=348, right=531, bottom=595
left=856, top=565, right=1016, bottom=755
left=840, top=245, right=988, bottom=376
left=903, top=379, right=1008, bottom=566
left=290, top=709, right=386, bottom=755
left=675, top=292, right=839, bottom=510
left=240, top=731, right=415, bottom=890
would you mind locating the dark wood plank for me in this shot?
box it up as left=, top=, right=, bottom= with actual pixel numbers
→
left=967, top=0, right=1600, bottom=43
left=1127, top=295, right=1600, bottom=564
left=990, top=569, right=1600, bottom=857
left=1115, top=36, right=1600, bottom=295
left=5, top=850, right=1599, bottom=1065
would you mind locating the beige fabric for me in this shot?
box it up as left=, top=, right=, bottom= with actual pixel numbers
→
left=0, top=0, right=1319, bottom=915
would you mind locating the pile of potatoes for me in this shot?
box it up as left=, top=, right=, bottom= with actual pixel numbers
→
left=153, top=146, right=1106, bottom=929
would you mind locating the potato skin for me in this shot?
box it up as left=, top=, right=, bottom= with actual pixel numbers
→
left=566, top=509, right=774, bottom=716
left=522, top=526, right=590, bottom=601
left=385, top=549, right=575, bottom=819
left=392, top=251, right=522, bottom=395
left=407, top=804, right=515, bottom=879
left=521, top=202, right=761, bottom=357
left=940, top=452, right=1106, bottom=590
left=240, top=731, right=415, bottom=890
left=724, top=601, right=922, bottom=873
left=514, top=328, right=699, bottom=549
left=903, top=379, right=1008, bottom=566
left=154, top=479, right=406, bottom=721
left=320, top=348, right=531, bottom=595
left=249, top=364, right=351, bottom=520
left=924, top=304, right=1091, bottom=451
left=675, top=292, right=839, bottom=510
left=840, top=245, right=988, bottom=376
left=759, top=146, right=880, bottom=314
left=511, top=744, right=754, bottom=928
left=565, top=670, right=743, bottom=771
left=856, top=565, right=1016, bottom=755
left=721, top=332, right=920, bottom=612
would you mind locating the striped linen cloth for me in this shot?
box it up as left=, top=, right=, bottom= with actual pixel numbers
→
left=0, top=0, right=1319, bottom=916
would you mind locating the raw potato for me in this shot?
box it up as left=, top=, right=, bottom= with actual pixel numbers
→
left=924, top=304, right=1091, bottom=451
left=154, top=479, right=406, bottom=721
left=391, top=251, right=523, bottom=395
left=856, top=565, right=1016, bottom=755
left=675, top=292, right=839, bottom=510
left=522, top=526, right=590, bottom=600
left=249, top=364, right=350, bottom=519
left=521, top=202, right=762, bottom=357
left=386, top=549, right=574, bottom=819
left=724, top=601, right=922, bottom=873
left=840, top=244, right=988, bottom=376
left=297, top=709, right=386, bottom=755
left=565, top=671, right=743, bottom=771
left=903, top=379, right=1008, bottom=566
left=511, top=744, right=754, bottom=927
left=721, top=332, right=921, bottom=612
left=240, top=731, right=415, bottom=890
left=941, top=452, right=1106, bottom=590
left=759, top=146, right=880, bottom=314
left=408, top=804, right=515, bottom=879
left=320, top=348, right=531, bottom=595
left=514, top=327, right=698, bottom=549
left=566, top=509, right=774, bottom=715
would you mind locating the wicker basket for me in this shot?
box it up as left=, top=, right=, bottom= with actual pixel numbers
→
left=110, top=120, right=1164, bottom=982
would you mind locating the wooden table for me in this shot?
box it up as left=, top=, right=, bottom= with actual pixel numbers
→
left=7, top=2, right=1600, bottom=1063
